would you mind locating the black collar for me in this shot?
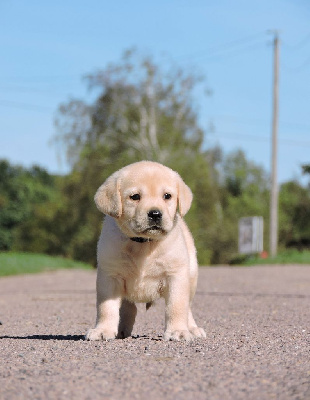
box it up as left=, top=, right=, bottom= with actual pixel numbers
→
left=130, top=237, right=153, bottom=243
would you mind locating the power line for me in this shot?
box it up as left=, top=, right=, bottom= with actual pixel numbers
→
left=176, top=41, right=267, bottom=64
left=185, top=42, right=267, bottom=63
left=176, top=31, right=267, bottom=60
left=210, top=131, right=310, bottom=147
left=0, top=75, right=81, bottom=84
left=282, top=32, right=310, bottom=50
left=0, top=86, right=70, bottom=97
left=211, top=114, right=310, bottom=132
left=0, top=36, right=268, bottom=86
left=281, top=32, right=310, bottom=72
left=0, top=100, right=54, bottom=112
left=282, top=55, right=310, bottom=72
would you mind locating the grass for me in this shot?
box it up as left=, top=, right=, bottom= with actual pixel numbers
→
left=1, top=249, right=309, bottom=277
left=0, top=252, right=93, bottom=277
left=241, top=249, right=310, bottom=266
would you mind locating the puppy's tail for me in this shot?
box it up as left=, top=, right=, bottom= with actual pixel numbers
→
left=146, top=301, right=154, bottom=311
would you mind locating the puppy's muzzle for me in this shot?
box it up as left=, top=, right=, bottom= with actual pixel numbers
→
left=148, top=209, right=162, bottom=224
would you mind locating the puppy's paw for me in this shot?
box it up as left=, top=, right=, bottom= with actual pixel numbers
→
left=189, top=326, right=207, bottom=338
left=85, top=327, right=116, bottom=341
left=117, top=328, right=132, bottom=339
left=164, top=329, right=194, bottom=341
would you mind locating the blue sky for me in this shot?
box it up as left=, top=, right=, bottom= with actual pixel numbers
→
left=1, top=0, right=310, bottom=183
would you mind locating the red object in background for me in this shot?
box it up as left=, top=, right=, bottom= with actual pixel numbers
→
left=260, top=251, right=268, bottom=259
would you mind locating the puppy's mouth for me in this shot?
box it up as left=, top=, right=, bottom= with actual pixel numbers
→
left=143, top=225, right=165, bottom=234
left=129, top=218, right=170, bottom=238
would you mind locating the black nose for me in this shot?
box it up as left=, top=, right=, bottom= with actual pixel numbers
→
left=148, top=209, right=162, bottom=222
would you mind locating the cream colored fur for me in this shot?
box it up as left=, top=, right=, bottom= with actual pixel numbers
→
left=85, top=161, right=206, bottom=341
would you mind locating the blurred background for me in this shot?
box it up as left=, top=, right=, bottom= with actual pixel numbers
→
left=1, top=0, right=310, bottom=268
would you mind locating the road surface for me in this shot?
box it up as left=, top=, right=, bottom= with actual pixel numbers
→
left=0, top=265, right=309, bottom=400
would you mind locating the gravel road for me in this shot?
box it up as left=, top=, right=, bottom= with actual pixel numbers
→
left=0, top=265, right=309, bottom=400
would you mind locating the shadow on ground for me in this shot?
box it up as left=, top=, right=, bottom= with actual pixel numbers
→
left=0, top=334, right=85, bottom=341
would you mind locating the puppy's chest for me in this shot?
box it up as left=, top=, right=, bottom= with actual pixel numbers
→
left=116, top=246, right=167, bottom=303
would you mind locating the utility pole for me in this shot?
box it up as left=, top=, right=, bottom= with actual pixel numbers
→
left=269, top=32, right=280, bottom=257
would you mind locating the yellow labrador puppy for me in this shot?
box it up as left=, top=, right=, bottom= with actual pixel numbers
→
left=86, top=161, right=206, bottom=341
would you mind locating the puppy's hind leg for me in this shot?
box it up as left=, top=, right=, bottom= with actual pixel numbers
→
left=188, top=308, right=206, bottom=338
left=117, top=300, right=137, bottom=339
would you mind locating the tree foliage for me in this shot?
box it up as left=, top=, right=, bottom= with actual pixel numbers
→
left=52, top=50, right=216, bottom=264
left=54, top=49, right=205, bottom=169
left=205, top=149, right=270, bottom=263
left=279, top=181, right=310, bottom=249
left=302, top=164, right=310, bottom=175
left=1, top=50, right=309, bottom=264
left=0, top=160, right=56, bottom=251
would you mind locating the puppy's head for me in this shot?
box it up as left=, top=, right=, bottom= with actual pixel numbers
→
left=95, top=161, right=192, bottom=239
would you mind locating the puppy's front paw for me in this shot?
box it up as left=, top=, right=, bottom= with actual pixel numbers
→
left=85, top=326, right=117, bottom=341
left=189, top=326, right=206, bottom=338
left=164, top=329, right=194, bottom=341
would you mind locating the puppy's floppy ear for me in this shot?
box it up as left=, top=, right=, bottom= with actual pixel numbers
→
left=177, top=175, right=193, bottom=217
left=94, top=172, right=122, bottom=217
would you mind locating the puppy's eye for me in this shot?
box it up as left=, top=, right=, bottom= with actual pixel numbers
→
left=163, top=193, right=172, bottom=200
left=130, top=194, right=141, bottom=201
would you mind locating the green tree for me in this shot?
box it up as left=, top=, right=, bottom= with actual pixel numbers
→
left=210, top=149, right=270, bottom=263
left=302, top=164, right=310, bottom=175
left=55, top=49, right=206, bottom=169
left=302, top=164, right=310, bottom=189
left=0, top=160, right=56, bottom=251
left=53, top=49, right=217, bottom=265
left=279, top=181, right=310, bottom=249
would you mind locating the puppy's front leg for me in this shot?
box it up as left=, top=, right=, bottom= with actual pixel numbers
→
left=86, top=275, right=121, bottom=341
left=164, top=272, right=193, bottom=341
